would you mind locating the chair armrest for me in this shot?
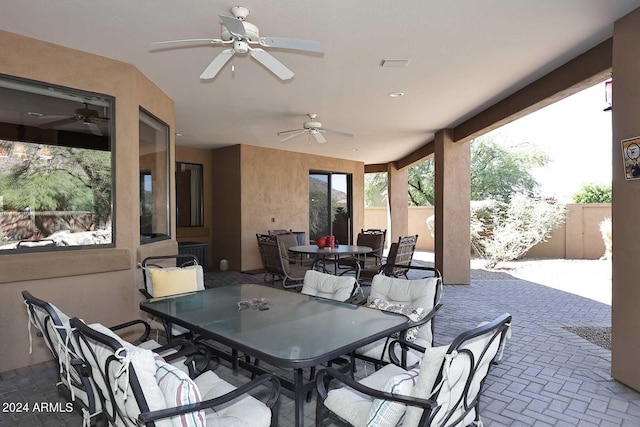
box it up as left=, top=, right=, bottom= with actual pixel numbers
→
left=407, top=303, right=443, bottom=329
left=139, top=288, right=153, bottom=299
left=316, top=367, right=436, bottom=409
left=109, top=319, right=151, bottom=343
left=388, top=303, right=442, bottom=368
left=388, top=339, right=428, bottom=367
left=138, top=374, right=280, bottom=424
left=345, top=293, right=367, bottom=305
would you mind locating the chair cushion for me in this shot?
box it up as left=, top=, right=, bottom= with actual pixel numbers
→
left=85, top=324, right=171, bottom=426
left=367, top=298, right=425, bottom=342
left=404, top=322, right=500, bottom=427
left=324, top=363, right=406, bottom=427
left=370, top=274, right=439, bottom=345
left=198, top=371, right=273, bottom=427
left=302, top=270, right=356, bottom=301
left=155, top=356, right=205, bottom=427
left=366, top=368, right=419, bottom=427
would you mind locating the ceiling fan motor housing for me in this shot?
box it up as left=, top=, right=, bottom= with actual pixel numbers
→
left=304, top=121, right=322, bottom=130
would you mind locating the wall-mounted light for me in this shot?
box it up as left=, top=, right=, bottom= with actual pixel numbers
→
left=604, top=80, right=612, bottom=112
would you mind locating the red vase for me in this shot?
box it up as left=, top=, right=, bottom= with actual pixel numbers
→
left=316, top=236, right=327, bottom=248
left=327, top=235, right=335, bottom=249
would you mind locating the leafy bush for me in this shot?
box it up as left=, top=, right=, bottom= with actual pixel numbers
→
left=599, top=217, right=612, bottom=259
left=572, top=183, right=612, bottom=204
left=471, top=195, right=566, bottom=268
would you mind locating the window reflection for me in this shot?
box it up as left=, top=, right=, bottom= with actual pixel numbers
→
left=139, top=109, right=170, bottom=242
left=176, top=162, right=203, bottom=227
left=0, top=75, right=114, bottom=252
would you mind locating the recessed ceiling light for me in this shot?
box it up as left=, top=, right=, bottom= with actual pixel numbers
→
left=388, top=92, right=405, bottom=98
left=381, top=59, right=410, bottom=68
left=351, top=148, right=358, bottom=152
left=175, top=133, right=183, bottom=137
left=27, top=111, right=44, bottom=117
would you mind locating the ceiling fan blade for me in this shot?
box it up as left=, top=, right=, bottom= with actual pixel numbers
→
left=319, top=128, right=354, bottom=138
left=313, top=131, right=327, bottom=144
left=200, top=49, right=235, bottom=79
left=219, top=15, right=247, bottom=37
left=277, top=128, right=305, bottom=136
left=40, top=118, right=76, bottom=129
left=85, top=122, right=103, bottom=136
left=151, top=38, right=224, bottom=47
left=259, top=37, right=324, bottom=53
left=250, top=48, right=294, bottom=80
left=280, top=130, right=307, bottom=142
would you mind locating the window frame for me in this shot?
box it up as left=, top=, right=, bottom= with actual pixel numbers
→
left=139, top=107, right=171, bottom=244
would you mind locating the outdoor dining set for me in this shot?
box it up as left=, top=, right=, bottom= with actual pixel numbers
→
left=21, top=229, right=512, bottom=427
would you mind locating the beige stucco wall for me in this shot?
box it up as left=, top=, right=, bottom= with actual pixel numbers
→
left=211, top=144, right=364, bottom=272
left=364, top=206, right=435, bottom=251
left=365, top=204, right=609, bottom=259
left=611, top=8, right=640, bottom=392
left=0, top=30, right=177, bottom=371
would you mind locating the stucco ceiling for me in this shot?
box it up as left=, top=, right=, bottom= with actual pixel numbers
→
left=1, top=1, right=639, bottom=165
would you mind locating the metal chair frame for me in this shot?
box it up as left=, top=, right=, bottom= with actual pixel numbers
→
left=317, top=313, right=513, bottom=427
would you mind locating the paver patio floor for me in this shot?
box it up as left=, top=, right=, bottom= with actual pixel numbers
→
left=2, top=257, right=638, bottom=426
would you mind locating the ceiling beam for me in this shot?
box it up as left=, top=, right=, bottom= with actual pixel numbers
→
left=453, top=38, right=613, bottom=143
left=364, top=163, right=388, bottom=173
left=389, top=38, right=613, bottom=171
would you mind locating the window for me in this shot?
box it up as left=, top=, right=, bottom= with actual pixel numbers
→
left=0, top=74, right=114, bottom=253
left=139, top=109, right=170, bottom=243
left=176, top=162, right=203, bottom=227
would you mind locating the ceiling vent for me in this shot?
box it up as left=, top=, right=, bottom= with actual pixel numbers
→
left=380, top=59, right=410, bottom=68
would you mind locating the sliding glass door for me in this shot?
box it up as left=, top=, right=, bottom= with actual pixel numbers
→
left=309, top=171, right=352, bottom=244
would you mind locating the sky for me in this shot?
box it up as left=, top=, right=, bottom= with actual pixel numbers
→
left=484, top=81, right=612, bottom=202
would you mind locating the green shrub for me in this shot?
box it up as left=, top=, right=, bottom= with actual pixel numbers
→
left=599, top=217, right=612, bottom=259
left=471, top=195, right=566, bottom=268
left=572, top=184, right=612, bottom=204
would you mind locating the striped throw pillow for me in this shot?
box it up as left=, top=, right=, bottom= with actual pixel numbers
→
left=155, top=356, right=205, bottom=427
left=366, top=368, right=419, bottom=427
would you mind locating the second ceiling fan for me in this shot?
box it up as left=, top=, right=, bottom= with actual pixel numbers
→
left=152, top=6, right=324, bottom=81
left=278, top=114, right=354, bottom=144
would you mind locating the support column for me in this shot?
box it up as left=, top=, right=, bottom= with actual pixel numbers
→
left=611, top=6, right=640, bottom=392
left=434, top=129, right=471, bottom=284
left=387, top=163, right=408, bottom=244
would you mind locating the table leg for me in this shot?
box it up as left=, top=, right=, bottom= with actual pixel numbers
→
left=294, top=368, right=304, bottom=427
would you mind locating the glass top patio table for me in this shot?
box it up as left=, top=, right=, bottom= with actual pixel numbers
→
left=288, top=244, right=372, bottom=257
left=140, top=283, right=408, bottom=368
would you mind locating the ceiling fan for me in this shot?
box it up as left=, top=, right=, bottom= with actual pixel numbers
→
left=151, top=6, right=324, bottom=81
left=277, top=114, right=354, bottom=144
left=39, top=103, right=107, bottom=136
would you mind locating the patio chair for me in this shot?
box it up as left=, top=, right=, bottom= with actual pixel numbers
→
left=382, top=234, right=419, bottom=278
left=301, top=269, right=359, bottom=302
left=337, top=228, right=386, bottom=280
left=22, top=290, right=186, bottom=426
left=277, top=233, right=315, bottom=288
left=316, top=313, right=512, bottom=427
left=352, top=265, right=443, bottom=371
left=140, top=254, right=204, bottom=341
left=257, top=233, right=286, bottom=283
left=70, top=317, right=280, bottom=427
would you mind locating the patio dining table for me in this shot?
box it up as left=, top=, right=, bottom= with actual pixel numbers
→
left=140, top=284, right=409, bottom=427
left=288, top=244, right=372, bottom=275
